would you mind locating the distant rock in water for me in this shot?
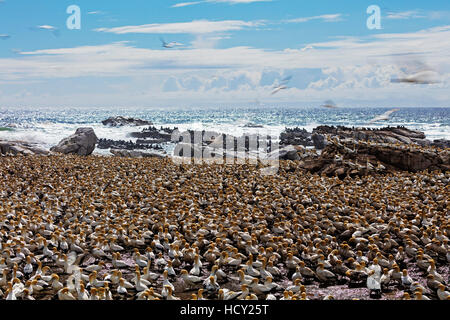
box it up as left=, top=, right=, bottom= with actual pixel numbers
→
left=97, top=138, right=163, bottom=151
left=50, top=127, right=98, bottom=156
left=102, top=116, right=153, bottom=127
left=243, top=123, right=264, bottom=128
left=129, top=126, right=175, bottom=140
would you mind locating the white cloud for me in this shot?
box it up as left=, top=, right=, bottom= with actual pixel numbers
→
left=95, top=19, right=264, bottom=34
left=1, top=25, right=450, bottom=107
left=286, top=14, right=344, bottom=23
left=386, top=11, right=425, bottom=20
left=385, top=10, right=450, bottom=20
left=172, top=0, right=272, bottom=8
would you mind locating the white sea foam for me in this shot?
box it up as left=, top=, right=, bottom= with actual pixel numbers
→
left=0, top=109, right=448, bottom=155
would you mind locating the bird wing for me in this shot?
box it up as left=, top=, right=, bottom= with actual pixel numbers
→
left=281, top=75, right=292, bottom=84
left=369, top=109, right=399, bottom=123
left=271, top=85, right=287, bottom=95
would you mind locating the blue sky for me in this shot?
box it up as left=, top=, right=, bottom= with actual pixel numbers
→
left=0, top=0, right=449, bottom=107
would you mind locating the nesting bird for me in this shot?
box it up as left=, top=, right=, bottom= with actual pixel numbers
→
left=0, top=154, right=447, bottom=301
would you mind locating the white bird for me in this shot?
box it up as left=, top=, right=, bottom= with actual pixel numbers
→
left=401, top=270, right=413, bottom=288
left=218, top=288, right=241, bottom=300
left=367, top=270, right=381, bottom=291
left=162, top=270, right=174, bottom=292
left=271, top=76, right=292, bottom=95
left=437, top=284, right=450, bottom=300
left=204, top=276, right=220, bottom=294
left=142, top=267, right=160, bottom=282
left=112, top=253, right=129, bottom=268
left=368, top=109, right=400, bottom=124
left=165, top=286, right=180, bottom=300
left=271, top=85, right=288, bottom=95
left=391, top=70, right=440, bottom=85
left=189, top=255, right=202, bottom=276
left=58, top=287, right=76, bottom=300
left=181, top=269, right=202, bottom=289
left=160, top=37, right=183, bottom=49
left=117, top=278, right=129, bottom=295
left=321, top=100, right=338, bottom=109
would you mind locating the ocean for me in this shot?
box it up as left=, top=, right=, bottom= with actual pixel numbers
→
left=0, top=106, right=449, bottom=155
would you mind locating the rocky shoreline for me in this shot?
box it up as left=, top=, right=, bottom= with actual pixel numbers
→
left=1, top=125, right=448, bottom=177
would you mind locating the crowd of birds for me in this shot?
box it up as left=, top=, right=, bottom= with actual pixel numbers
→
left=0, top=154, right=448, bottom=300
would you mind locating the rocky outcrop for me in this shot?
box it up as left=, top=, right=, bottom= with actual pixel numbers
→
left=110, top=149, right=165, bottom=158
left=312, top=125, right=430, bottom=146
left=129, top=126, right=174, bottom=141
left=243, top=123, right=264, bottom=128
left=280, top=127, right=314, bottom=147
left=50, top=128, right=98, bottom=156
left=268, top=145, right=301, bottom=161
left=297, top=138, right=450, bottom=177
left=432, top=139, right=450, bottom=149
left=0, top=140, right=48, bottom=156
left=311, top=133, right=327, bottom=150
left=102, top=116, right=152, bottom=127
left=97, top=138, right=163, bottom=151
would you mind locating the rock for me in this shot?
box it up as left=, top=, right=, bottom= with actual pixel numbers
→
left=102, top=116, right=153, bottom=127
left=439, top=150, right=450, bottom=164
left=280, top=127, right=313, bottom=147
left=97, top=138, right=163, bottom=151
left=110, top=149, right=165, bottom=158
left=136, top=139, right=168, bottom=145
left=297, top=135, right=448, bottom=177
left=0, top=140, right=49, bottom=156
left=432, top=139, right=450, bottom=149
left=389, top=127, right=425, bottom=139
left=312, top=125, right=433, bottom=147
left=268, top=145, right=300, bottom=161
left=311, top=133, right=327, bottom=150
left=129, top=126, right=173, bottom=141
left=50, top=128, right=98, bottom=156
left=243, top=123, right=264, bottom=128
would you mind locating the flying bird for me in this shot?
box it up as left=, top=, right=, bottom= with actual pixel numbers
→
left=160, top=37, right=184, bottom=49
left=368, top=108, right=400, bottom=124
left=321, top=100, right=338, bottom=109
left=30, top=25, right=60, bottom=37
left=271, top=75, right=292, bottom=95
left=391, top=59, right=440, bottom=85
left=391, top=70, right=440, bottom=85
left=271, top=84, right=288, bottom=95
left=301, top=45, right=314, bottom=52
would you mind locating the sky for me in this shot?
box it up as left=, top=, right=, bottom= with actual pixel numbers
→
left=0, top=0, right=449, bottom=108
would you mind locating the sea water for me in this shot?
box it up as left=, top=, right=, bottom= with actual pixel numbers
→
left=0, top=106, right=449, bottom=156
